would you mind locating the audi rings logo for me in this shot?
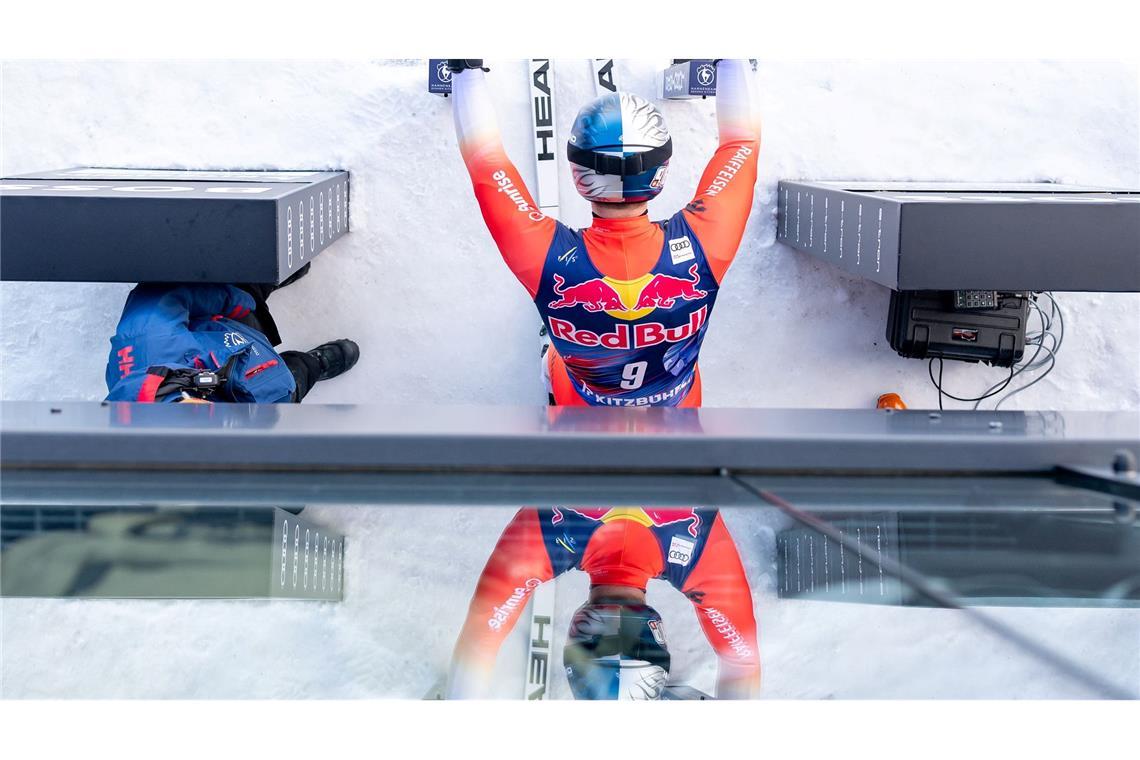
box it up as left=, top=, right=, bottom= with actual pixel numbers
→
left=437, top=61, right=452, bottom=83
left=667, top=535, right=695, bottom=566
left=696, top=63, right=715, bottom=87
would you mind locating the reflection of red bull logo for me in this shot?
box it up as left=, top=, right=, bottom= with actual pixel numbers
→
left=551, top=507, right=701, bottom=538
left=548, top=264, right=707, bottom=320
left=549, top=305, right=707, bottom=350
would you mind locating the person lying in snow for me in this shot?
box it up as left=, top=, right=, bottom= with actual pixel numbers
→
left=104, top=263, right=359, bottom=403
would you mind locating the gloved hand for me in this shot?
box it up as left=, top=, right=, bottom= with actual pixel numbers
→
left=446, top=59, right=489, bottom=73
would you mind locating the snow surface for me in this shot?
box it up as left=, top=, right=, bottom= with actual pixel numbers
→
left=1, top=59, right=1138, bottom=699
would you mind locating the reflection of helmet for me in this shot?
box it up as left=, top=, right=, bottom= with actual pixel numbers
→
left=567, top=92, right=672, bottom=203
left=563, top=600, right=670, bottom=700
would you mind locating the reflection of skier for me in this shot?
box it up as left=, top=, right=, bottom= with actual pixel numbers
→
left=105, top=265, right=359, bottom=403
left=448, top=59, right=760, bottom=407
left=447, top=507, right=761, bottom=700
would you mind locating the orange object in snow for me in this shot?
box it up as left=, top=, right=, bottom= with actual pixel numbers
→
left=877, top=393, right=907, bottom=410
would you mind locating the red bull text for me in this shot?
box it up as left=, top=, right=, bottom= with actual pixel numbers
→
left=549, top=304, right=708, bottom=350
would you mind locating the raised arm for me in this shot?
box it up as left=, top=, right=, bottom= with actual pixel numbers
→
left=681, top=59, right=762, bottom=284
left=680, top=512, right=761, bottom=699
left=451, top=64, right=557, bottom=298
left=446, top=508, right=556, bottom=699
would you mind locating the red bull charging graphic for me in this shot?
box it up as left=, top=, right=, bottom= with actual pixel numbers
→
left=535, top=216, right=719, bottom=407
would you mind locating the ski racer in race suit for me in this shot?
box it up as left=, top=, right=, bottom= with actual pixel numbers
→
left=451, top=59, right=761, bottom=407
left=446, top=504, right=761, bottom=699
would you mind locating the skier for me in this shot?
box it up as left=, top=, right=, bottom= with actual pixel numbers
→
left=444, top=59, right=762, bottom=699
left=105, top=265, right=359, bottom=403
left=448, top=58, right=761, bottom=407
left=446, top=506, right=761, bottom=700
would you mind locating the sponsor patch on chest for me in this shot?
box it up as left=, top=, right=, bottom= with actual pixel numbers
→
left=668, top=535, right=696, bottom=566
left=668, top=235, right=695, bottom=265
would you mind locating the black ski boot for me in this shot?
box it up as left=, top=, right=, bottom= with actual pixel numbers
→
left=307, top=339, right=360, bottom=381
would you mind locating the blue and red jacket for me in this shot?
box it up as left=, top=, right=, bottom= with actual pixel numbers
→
left=105, top=284, right=295, bottom=403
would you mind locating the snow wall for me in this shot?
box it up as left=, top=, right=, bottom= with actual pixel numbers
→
left=1, top=59, right=1138, bottom=698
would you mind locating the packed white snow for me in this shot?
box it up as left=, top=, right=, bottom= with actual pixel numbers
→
left=1, top=59, right=1138, bottom=699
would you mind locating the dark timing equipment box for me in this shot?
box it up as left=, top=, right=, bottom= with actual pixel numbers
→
left=0, top=168, right=350, bottom=284
left=886, top=290, right=1030, bottom=366
left=775, top=181, right=1140, bottom=292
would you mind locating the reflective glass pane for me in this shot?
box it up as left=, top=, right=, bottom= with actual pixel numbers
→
left=2, top=475, right=1137, bottom=699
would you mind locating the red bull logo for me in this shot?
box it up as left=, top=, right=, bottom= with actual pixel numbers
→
left=549, top=274, right=624, bottom=313
left=549, top=304, right=707, bottom=350
left=634, top=264, right=707, bottom=309
left=551, top=507, right=702, bottom=538
left=548, top=263, right=707, bottom=321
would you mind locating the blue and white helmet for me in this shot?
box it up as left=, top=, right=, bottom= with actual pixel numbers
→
left=563, top=601, right=670, bottom=700
left=567, top=92, right=672, bottom=203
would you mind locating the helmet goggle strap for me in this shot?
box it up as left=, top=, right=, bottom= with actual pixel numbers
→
left=566, top=139, right=673, bottom=176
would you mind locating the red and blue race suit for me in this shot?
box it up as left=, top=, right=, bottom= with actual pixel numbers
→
left=448, top=507, right=761, bottom=699
left=535, top=214, right=718, bottom=406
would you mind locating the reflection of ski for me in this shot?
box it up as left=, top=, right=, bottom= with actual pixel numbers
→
left=423, top=675, right=447, bottom=700
left=591, top=59, right=619, bottom=95
left=662, top=684, right=715, bottom=700
left=523, top=583, right=556, bottom=699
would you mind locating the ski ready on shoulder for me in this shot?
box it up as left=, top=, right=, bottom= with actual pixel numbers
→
left=591, top=58, right=620, bottom=95
left=525, top=57, right=559, bottom=700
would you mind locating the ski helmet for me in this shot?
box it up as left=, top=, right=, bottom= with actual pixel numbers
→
left=563, top=600, right=670, bottom=700
left=566, top=92, right=672, bottom=204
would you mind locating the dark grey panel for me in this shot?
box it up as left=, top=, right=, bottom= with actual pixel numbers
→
left=7, top=167, right=337, bottom=184
left=0, top=469, right=764, bottom=509
left=1, top=195, right=280, bottom=282
left=1, top=168, right=350, bottom=284
left=776, top=181, right=1140, bottom=292
left=0, top=178, right=305, bottom=200
left=2, top=470, right=1124, bottom=511
left=899, top=201, right=1140, bottom=291
left=0, top=506, right=344, bottom=600
left=1, top=402, right=1136, bottom=475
